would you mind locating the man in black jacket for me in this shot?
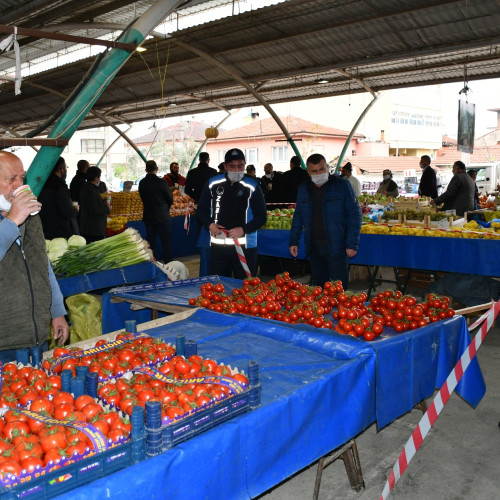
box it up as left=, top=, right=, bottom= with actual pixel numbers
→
left=39, top=157, right=79, bottom=239
left=70, top=159, right=89, bottom=203
left=280, top=155, right=309, bottom=203
left=185, top=152, right=217, bottom=204
left=139, top=160, right=173, bottom=263
left=418, top=155, right=438, bottom=198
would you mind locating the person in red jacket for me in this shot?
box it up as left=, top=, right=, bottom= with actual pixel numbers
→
left=163, top=162, right=186, bottom=189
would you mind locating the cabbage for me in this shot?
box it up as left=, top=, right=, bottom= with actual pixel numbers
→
left=48, top=248, right=67, bottom=265
left=68, top=235, right=87, bottom=248
left=45, top=239, right=51, bottom=252
left=48, top=238, right=68, bottom=253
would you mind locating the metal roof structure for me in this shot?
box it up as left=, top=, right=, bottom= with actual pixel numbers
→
left=0, top=0, right=499, bottom=137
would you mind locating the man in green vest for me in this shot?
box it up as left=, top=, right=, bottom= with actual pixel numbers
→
left=0, top=152, right=68, bottom=360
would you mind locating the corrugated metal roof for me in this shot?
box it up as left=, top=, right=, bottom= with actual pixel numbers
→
left=0, top=0, right=498, bottom=136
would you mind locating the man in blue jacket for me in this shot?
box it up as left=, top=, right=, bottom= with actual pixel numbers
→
left=198, top=148, right=266, bottom=279
left=289, top=153, right=361, bottom=288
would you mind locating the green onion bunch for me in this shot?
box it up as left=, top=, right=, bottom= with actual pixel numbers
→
left=53, top=228, right=153, bottom=277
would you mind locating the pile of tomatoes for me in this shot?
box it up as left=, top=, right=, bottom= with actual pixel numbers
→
left=98, top=354, right=249, bottom=423
left=188, top=273, right=455, bottom=342
left=42, top=334, right=176, bottom=381
left=0, top=364, right=132, bottom=481
left=189, top=273, right=344, bottom=329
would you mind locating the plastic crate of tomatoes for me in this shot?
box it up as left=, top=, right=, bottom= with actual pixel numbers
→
left=42, top=333, right=176, bottom=383
left=0, top=363, right=138, bottom=499
left=97, top=354, right=260, bottom=452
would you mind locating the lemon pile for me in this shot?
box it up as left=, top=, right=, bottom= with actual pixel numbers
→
left=102, top=192, right=143, bottom=221
left=107, top=216, right=128, bottom=232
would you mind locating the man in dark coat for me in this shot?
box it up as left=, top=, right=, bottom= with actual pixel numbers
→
left=139, top=160, right=173, bottom=263
left=39, top=157, right=79, bottom=239
left=431, top=161, right=475, bottom=216
left=70, top=159, right=89, bottom=203
left=79, top=166, right=110, bottom=242
left=280, top=155, right=309, bottom=203
left=185, top=152, right=217, bottom=204
left=418, top=155, right=438, bottom=198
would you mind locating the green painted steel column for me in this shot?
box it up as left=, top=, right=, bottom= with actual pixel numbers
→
left=26, top=0, right=184, bottom=196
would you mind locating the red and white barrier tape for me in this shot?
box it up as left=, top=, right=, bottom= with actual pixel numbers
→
left=380, top=300, right=500, bottom=500
left=221, top=229, right=252, bottom=277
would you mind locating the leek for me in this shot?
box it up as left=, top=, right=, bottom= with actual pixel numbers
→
left=53, top=228, right=153, bottom=277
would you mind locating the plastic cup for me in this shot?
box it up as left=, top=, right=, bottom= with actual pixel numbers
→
left=29, top=345, right=42, bottom=367
left=248, top=360, right=259, bottom=386
left=124, top=320, right=137, bottom=333
left=184, top=339, right=197, bottom=358
left=70, top=376, right=85, bottom=398
left=13, top=185, right=39, bottom=215
left=86, top=372, right=98, bottom=397
left=175, top=333, right=185, bottom=356
left=61, top=369, right=73, bottom=392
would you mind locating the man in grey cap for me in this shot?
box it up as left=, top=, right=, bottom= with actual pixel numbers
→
left=197, top=148, right=267, bottom=279
left=341, top=162, right=361, bottom=196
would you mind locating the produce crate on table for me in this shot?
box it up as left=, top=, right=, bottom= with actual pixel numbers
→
left=102, top=191, right=143, bottom=221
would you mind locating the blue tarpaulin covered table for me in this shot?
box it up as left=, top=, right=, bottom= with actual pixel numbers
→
left=256, top=230, right=500, bottom=276
left=56, top=308, right=376, bottom=499
left=127, top=216, right=199, bottom=259
left=105, top=278, right=485, bottom=427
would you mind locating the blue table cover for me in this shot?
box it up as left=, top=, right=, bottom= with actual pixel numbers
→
left=105, top=278, right=485, bottom=426
left=56, top=262, right=166, bottom=298
left=56, top=309, right=376, bottom=500
left=127, top=216, right=199, bottom=259
left=257, top=229, right=500, bottom=277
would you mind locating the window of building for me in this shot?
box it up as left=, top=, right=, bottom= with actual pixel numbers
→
left=272, top=146, right=288, bottom=162
left=81, top=139, right=105, bottom=153
left=245, top=148, right=258, bottom=164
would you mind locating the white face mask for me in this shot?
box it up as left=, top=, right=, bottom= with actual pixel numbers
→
left=383, top=175, right=391, bottom=181
left=227, top=171, right=244, bottom=183
left=311, top=172, right=329, bottom=186
left=265, top=173, right=272, bottom=178
left=0, top=194, right=11, bottom=212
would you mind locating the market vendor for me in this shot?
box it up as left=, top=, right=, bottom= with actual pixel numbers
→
left=198, top=148, right=267, bottom=279
left=289, top=153, right=361, bottom=288
left=431, top=161, right=475, bottom=216
left=0, top=151, right=68, bottom=360
left=376, top=169, right=399, bottom=198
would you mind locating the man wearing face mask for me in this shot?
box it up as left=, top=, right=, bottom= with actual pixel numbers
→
left=260, top=162, right=283, bottom=207
left=417, top=155, right=438, bottom=198
left=38, top=157, right=79, bottom=239
left=289, top=153, right=361, bottom=288
left=376, top=169, right=399, bottom=198
left=0, top=151, right=69, bottom=360
left=197, top=148, right=267, bottom=279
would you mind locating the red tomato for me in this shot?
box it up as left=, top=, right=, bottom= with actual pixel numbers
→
left=3, top=421, right=29, bottom=440
left=54, top=403, right=76, bottom=420
left=52, top=392, right=74, bottom=407
left=0, top=459, right=21, bottom=478
left=74, top=395, right=95, bottom=412
left=44, top=448, right=68, bottom=467
left=81, top=403, right=103, bottom=420
left=40, top=431, right=67, bottom=453
left=363, top=331, right=375, bottom=341
left=21, top=456, right=44, bottom=473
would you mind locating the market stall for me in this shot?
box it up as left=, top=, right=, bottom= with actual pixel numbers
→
left=104, top=277, right=485, bottom=427
left=51, top=306, right=483, bottom=499
left=54, top=308, right=376, bottom=499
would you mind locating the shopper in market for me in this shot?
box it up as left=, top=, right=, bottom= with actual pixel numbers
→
left=431, top=160, right=475, bottom=216
left=139, top=160, right=173, bottom=263
left=185, top=152, right=217, bottom=204
left=260, top=162, right=283, bottom=207
left=0, top=151, right=68, bottom=359
left=418, top=155, right=438, bottom=198
left=197, top=148, right=267, bottom=279
left=39, top=156, right=79, bottom=239
left=376, top=169, right=399, bottom=198
left=70, top=159, right=89, bottom=203
left=280, top=155, right=309, bottom=203
left=164, top=161, right=186, bottom=190
left=289, top=153, right=361, bottom=289
left=79, top=166, right=110, bottom=242
left=341, top=162, right=361, bottom=196
left=467, top=168, right=480, bottom=209
left=246, top=164, right=257, bottom=178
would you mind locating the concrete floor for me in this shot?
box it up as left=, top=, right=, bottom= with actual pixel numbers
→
left=179, top=255, right=500, bottom=499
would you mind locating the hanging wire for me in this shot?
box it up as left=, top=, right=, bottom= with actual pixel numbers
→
left=156, top=42, right=171, bottom=112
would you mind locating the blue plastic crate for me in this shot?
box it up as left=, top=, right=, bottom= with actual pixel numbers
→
left=161, top=384, right=261, bottom=451
left=0, top=441, right=134, bottom=500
